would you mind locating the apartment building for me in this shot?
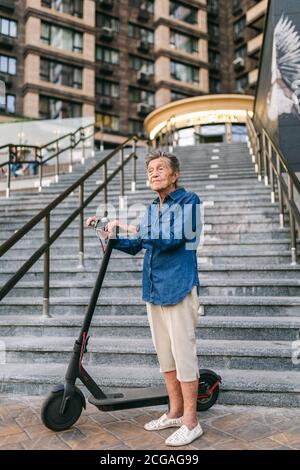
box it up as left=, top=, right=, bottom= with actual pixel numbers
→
left=0, top=0, right=267, bottom=146
left=207, top=0, right=267, bottom=94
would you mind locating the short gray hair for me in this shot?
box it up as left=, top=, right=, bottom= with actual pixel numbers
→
left=145, top=150, right=180, bottom=187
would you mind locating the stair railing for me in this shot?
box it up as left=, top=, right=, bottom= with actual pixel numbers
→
left=0, top=135, right=138, bottom=317
left=0, top=123, right=95, bottom=198
left=246, top=113, right=300, bottom=265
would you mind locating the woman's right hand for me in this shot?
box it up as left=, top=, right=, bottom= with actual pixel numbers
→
left=86, top=215, right=97, bottom=227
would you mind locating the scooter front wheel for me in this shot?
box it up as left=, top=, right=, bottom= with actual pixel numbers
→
left=41, top=388, right=83, bottom=432
left=196, top=373, right=220, bottom=411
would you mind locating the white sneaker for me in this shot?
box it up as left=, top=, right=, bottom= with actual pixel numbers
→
left=144, top=413, right=182, bottom=431
left=165, top=423, right=204, bottom=446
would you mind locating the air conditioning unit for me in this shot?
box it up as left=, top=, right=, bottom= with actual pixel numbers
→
left=100, top=26, right=113, bottom=40
left=0, top=35, right=14, bottom=49
left=138, top=40, right=150, bottom=53
left=99, top=63, right=114, bottom=75
left=137, top=70, right=151, bottom=83
left=233, top=57, right=245, bottom=70
left=137, top=103, right=152, bottom=116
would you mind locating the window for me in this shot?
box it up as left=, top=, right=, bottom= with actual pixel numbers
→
left=128, top=55, right=154, bottom=73
left=128, top=23, right=154, bottom=43
left=97, top=14, right=120, bottom=32
left=233, top=17, right=245, bottom=39
left=128, top=86, right=154, bottom=105
left=41, top=22, right=83, bottom=53
left=129, top=0, right=154, bottom=13
left=209, top=78, right=221, bottom=93
left=41, top=0, right=83, bottom=18
left=96, top=46, right=120, bottom=64
left=170, top=30, right=198, bottom=54
left=169, top=1, right=198, bottom=25
left=40, top=59, right=83, bottom=88
left=96, top=79, right=120, bottom=97
left=128, top=119, right=144, bottom=135
left=0, top=16, right=17, bottom=37
left=95, top=112, right=120, bottom=131
left=170, top=60, right=199, bottom=85
left=207, top=0, right=218, bottom=15
left=171, top=90, right=190, bottom=101
left=208, top=22, right=219, bottom=41
left=0, top=93, right=16, bottom=113
left=0, top=55, right=16, bottom=75
left=39, top=95, right=82, bottom=119
left=235, top=74, right=248, bottom=92
left=234, top=45, right=246, bottom=59
left=208, top=50, right=220, bottom=67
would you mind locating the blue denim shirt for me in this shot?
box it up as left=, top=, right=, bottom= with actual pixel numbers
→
left=112, top=187, right=201, bottom=305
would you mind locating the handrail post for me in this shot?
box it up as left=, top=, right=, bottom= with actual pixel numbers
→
left=78, top=182, right=85, bottom=269
left=256, top=133, right=262, bottom=182
left=268, top=139, right=275, bottom=203
left=262, top=131, right=269, bottom=186
left=69, top=134, right=75, bottom=173
left=55, top=140, right=59, bottom=183
left=288, top=175, right=298, bottom=265
left=80, top=128, right=86, bottom=164
left=38, top=147, right=43, bottom=192
left=103, top=161, right=108, bottom=209
left=276, top=151, right=284, bottom=228
left=6, top=145, right=12, bottom=198
left=131, top=138, right=137, bottom=192
left=43, top=214, right=51, bottom=318
left=120, top=147, right=125, bottom=209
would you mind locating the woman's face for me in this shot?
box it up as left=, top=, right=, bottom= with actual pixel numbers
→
left=147, top=157, right=179, bottom=192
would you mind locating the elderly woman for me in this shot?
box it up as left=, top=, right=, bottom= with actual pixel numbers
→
left=86, top=150, right=202, bottom=447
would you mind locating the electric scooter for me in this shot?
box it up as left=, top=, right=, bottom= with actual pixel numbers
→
left=41, top=216, right=222, bottom=432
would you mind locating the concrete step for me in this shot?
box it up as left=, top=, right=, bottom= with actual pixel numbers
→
left=1, top=296, right=300, bottom=316
left=2, top=264, right=300, bottom=283
left=0, top=315, right=299, bottom=341
left=1, top=363, right=298, bottom=407
left=1, top=253, right=297, bottom=271
left=3, top=279, right=300, bottom=298
left=0, top=336, right=296, bottom=371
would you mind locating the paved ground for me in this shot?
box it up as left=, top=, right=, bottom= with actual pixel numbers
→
left=0, top=395, right=299, bottom=450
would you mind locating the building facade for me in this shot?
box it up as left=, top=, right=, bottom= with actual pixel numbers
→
left=0, top=0, right=267, bottom=146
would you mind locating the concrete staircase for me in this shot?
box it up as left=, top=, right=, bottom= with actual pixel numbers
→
left=0, top=142, right=300, bottom=407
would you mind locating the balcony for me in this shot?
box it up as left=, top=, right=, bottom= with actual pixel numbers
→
left=246, top=0, right=267, bottom=32
left=248, top=68, right=259, bottom=87
left=137, top=70, right=152, bottom=84
left=137, top=40, right=151, bottom=53
left=233, top=57, right=245, bottom=72
left=97, top=0, right=114, bottom=9
left=247, top=33, right=263, bottom=58
left=137, top=102, right=153, bottom=116
left=99, top=26, right=114, bottom=41
left=0, top=35, right=15, bottom=50
left=0, top=0, right=15, bottom=13
left=138, top=8, right=150, bottom=22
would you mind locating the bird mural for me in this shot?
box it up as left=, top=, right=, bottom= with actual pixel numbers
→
left=267, top=13, right=300, bottom=122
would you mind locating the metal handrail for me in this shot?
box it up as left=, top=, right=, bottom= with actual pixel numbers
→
left=246, top=113, right=299, bottom=264
left=0, top=123, right=95, bottom=197
left=0, top=135, right=138, bottom=316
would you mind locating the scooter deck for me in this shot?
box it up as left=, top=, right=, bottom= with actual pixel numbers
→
left=88, top=386, right=169, bottom=411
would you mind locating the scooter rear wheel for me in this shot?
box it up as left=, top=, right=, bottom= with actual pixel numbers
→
left=196, top=373, right=220, bottom=411
left=41, top=389, right=83, bottom=432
